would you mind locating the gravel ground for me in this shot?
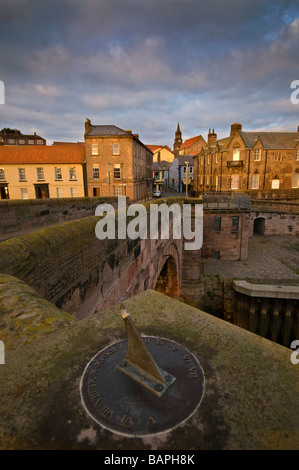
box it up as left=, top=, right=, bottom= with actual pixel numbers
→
left=202, top=235, right=299, bottom=283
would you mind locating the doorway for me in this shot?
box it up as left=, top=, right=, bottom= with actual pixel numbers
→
left=35, top=184, right=49, bottom=199
left=254, top=217, right=265, bottom=236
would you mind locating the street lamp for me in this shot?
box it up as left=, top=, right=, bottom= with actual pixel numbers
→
left=185, top=161, right=189, bottom=197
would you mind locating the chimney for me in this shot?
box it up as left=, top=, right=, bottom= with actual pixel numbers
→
left=230, top=123, right=242, bottom=136
left=85, top=118, right=91, bottom=136
left=208, top=128, right=217, bottom=143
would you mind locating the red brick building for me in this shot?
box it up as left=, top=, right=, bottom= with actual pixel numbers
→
left=84, top=119, right=153, bottom=201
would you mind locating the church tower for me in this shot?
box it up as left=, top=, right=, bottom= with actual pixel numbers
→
left=173, top=123, right=182, bottom=156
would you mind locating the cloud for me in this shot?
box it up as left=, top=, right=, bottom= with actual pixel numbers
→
left=0, top=0, right=299, bottom=147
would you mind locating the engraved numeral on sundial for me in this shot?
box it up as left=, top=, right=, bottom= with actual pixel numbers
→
left=147, top=415, right=157, bottom=426
left=120, top=414, right=134, bottom=427
left=183, top=355, right=192, bottom=363
left=100, top=406, right=114, bottom=419
left=188, top=366, right=199, bottom=377
left=89, top=389, right=102, bottom=406
left=155, top=339, right=166, bottom=346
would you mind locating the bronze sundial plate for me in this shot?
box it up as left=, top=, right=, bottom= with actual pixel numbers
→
left=80, top=336, right=205, bottom=437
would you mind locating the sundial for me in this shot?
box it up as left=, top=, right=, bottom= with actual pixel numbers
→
left=80, top=303, right=205, bottom=437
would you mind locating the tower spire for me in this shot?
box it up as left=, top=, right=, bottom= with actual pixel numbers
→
left=174, top=122, right=182, bottom=155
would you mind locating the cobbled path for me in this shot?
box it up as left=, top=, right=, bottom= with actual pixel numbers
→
left=202, top=235, right=299, bottom=283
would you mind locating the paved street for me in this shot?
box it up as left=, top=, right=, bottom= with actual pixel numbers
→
left=202, top=235, right=299, bottom=283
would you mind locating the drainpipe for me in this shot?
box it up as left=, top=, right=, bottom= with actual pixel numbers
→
left=239, top=212, right=244, bottom=260
left=247, top=149, right=251, bottom=190
left=220, top=152, right=223, bottom=193
left=263, top=150, right=268, bottom=190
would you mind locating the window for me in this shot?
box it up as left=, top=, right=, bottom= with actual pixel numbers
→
left=273, top=152, right=282, bottom=161
left=292, top=172, right=299, bottom=188
left=20, top=188, right=28, bottom=199
left=91, top=143, right=98, bottom=155
left=252, top=172, right=260, bottom=189
left=231, top=216, right=239, bottom=232
left=113, top=164, right=121, bottom=179
left=54, top=167, right=62, bottom=180
left=230, top=174, right=239, bottom=189
left=18, top=139, right=25, bottom=144
left=296, top=149, right=299, bottom=161
left=233, top=149, right=240, bottom=161
left=254, top=148, right=261, bottom=161
left=36, top=167, right=44, bottom=181
left=18, top=168, right=26, bottom=181
left=0, top=168, right=5, bottom=181
left=214, top=216, right=221, bottom=232
left=271, top=179, right=280, bottom=189
left=69, top=167, right=77, bottom=180
left=113, top=185, right=122, bottom=196
left=92, top=164, right=99, bottom=179
left=70, top=187, right=78, bottom=198
left=8, top=139, right=15, bottom=144
left=56, top=187, right=63, bottom=198
left=28, top=140, right=34, bottom=144
left=112, top=143, right=120, bottom=155
left=37, top=140, right=43, bottom=145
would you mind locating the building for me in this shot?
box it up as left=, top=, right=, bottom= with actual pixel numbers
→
left=0, top=128, right=46, bottom=146
left=169, top=154, right=194, bottom=194
left=146, top=145, right=174, bottom=163
left=152, top=161, right=164, bottom=192
left=173, top=123, right=206, bottom=157
left=84, top=119, right=153, bottom=201
left=0, top=144, right=85, bottom=200
left=194, top=124, right=299, bottom=193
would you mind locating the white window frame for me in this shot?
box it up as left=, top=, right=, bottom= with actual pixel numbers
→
left=54, top=167, right=62, bottom=180
left=0, top=168, right=5, bottom=181
left=69, top=167, right=77, bottom=181
left=36, top=167, right=44, bottom=181
left=254, top=148, right=261, bottom=161
left=296, top=148, right=299, bottom=161
left=112, top=143, right=120, bottom=155
left=37, top=140, right=43, bottom=145
left=292, top=172, right=299, bottom=188
left=21, top=188, right=28, bottom=199
left=18, top=139, right=25, bottom=145
left=91, top=143, right=98, bottom=156
left=231, top=174, right=239, bottom=189
left=252, top=173, right=260, bottom=189
left=28, top=140, right=34, bottom=145
left=18, top=168, right=26, bottom=181
left=56, top=187, right=63, bottom=198
left=113, top=164, right=121, bottom=179
left=70, top=187, right=78, bottom=198
left=233, top=149, right=240, bottom=161
left=92, top=164, right=100, bottom=180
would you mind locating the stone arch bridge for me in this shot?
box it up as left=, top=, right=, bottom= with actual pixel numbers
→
left=0, top=199, right=200, bottom=319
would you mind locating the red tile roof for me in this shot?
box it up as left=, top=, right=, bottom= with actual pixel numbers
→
left=0, top=143, right=85, bottom=164
left=180, top=135, right=202, bottom=150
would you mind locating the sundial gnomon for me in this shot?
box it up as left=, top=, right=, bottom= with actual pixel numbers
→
left=80, top=304, right=205, bottom=437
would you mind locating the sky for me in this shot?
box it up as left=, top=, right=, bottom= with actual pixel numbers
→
left=0, top=0, right=299, bottom=148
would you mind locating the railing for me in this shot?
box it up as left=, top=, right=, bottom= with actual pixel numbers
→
left=227, top=160, right=244, bottom=168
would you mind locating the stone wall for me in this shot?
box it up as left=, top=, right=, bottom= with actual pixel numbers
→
left=202, top=210, right=250, bottom=260
left=0, top=196, right=121, bottom=239
left=0, top=198, right=184, bottom=319
left=250, top=211, right=299, bottom=236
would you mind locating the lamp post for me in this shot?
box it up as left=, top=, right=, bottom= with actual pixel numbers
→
left=107, top=163, right=111, bottom=196
left=185, top=161, right=189, bottom=197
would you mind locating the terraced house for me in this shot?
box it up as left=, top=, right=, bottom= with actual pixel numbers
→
left=0, top=143, right=85, bottom=200
left=193, top=123, right=299, bottom=193
left=84, top=119, right=153, bottom=201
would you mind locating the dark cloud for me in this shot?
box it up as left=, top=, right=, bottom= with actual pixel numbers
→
left=0, top=0, right=298, bottom=146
